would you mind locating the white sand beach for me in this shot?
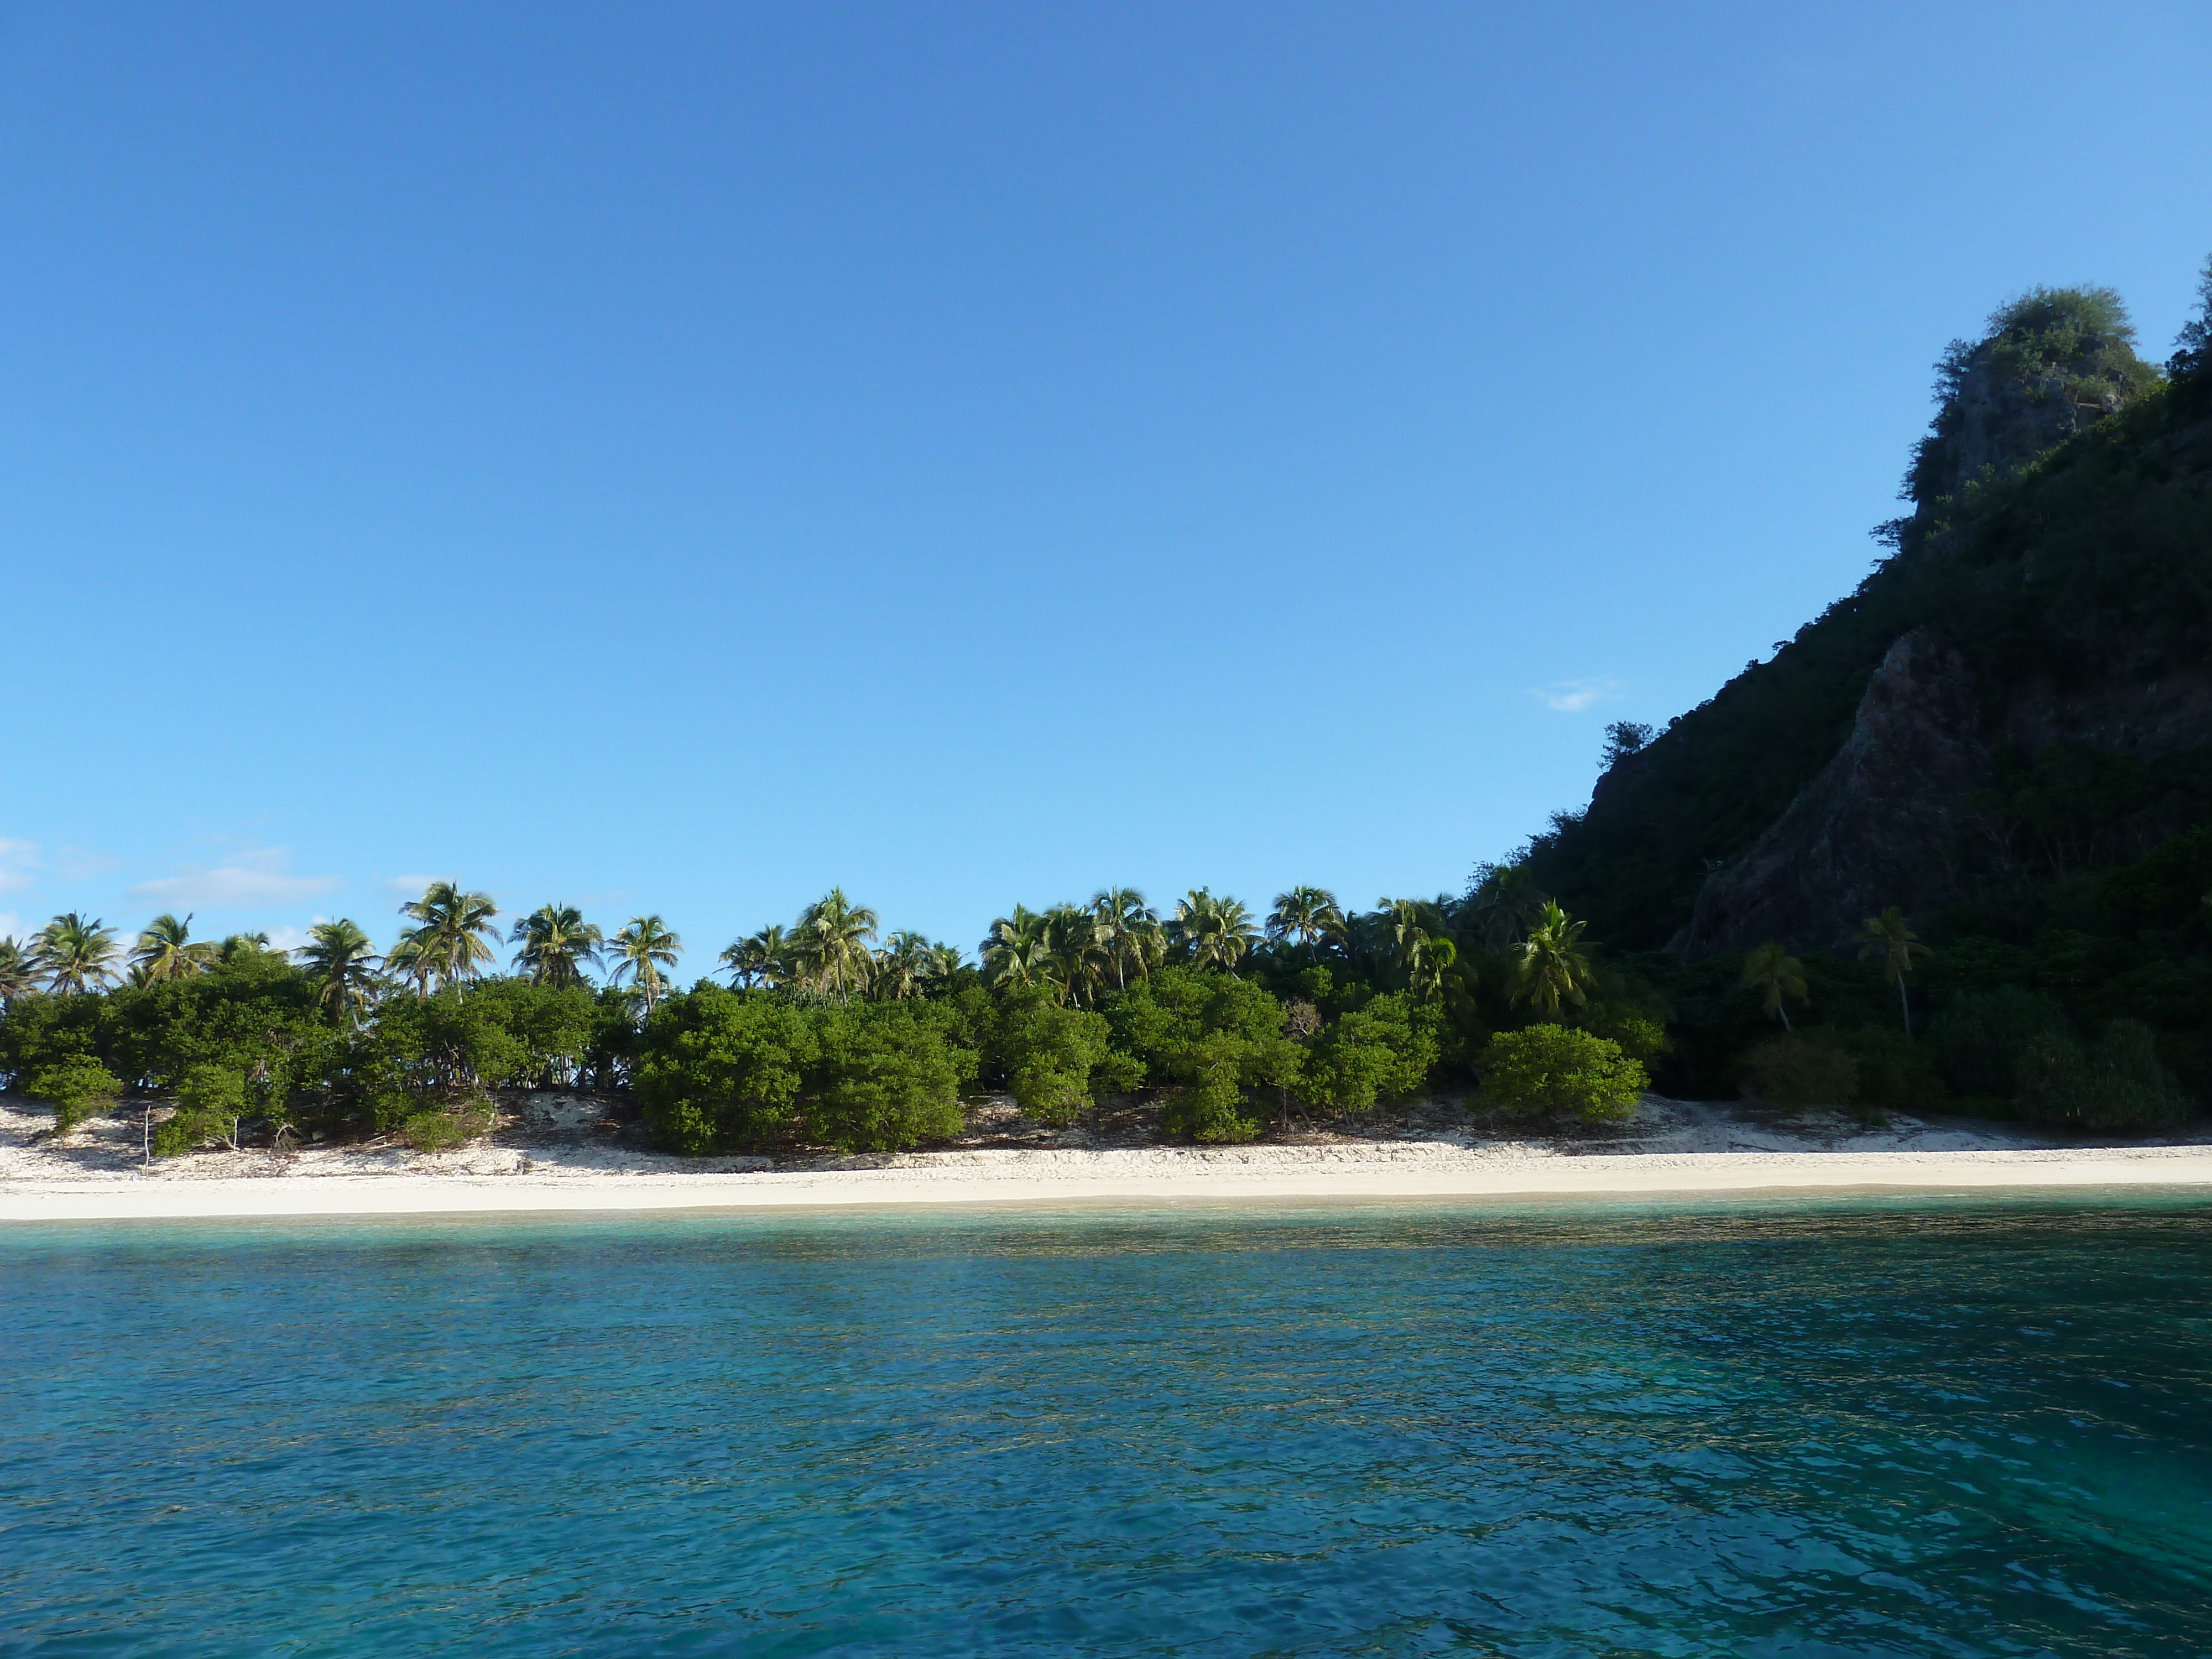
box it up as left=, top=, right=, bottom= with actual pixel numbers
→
left=4, top=1093, right=2209, bottom=1221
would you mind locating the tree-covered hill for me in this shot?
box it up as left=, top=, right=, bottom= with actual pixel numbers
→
left=1522, top=276, right=2212, bottom=956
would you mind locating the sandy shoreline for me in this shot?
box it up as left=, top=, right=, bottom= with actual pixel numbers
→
left=6, top=1141, right=2211, bottom=1222
left=6, top=1094, right=2210, bottom=1223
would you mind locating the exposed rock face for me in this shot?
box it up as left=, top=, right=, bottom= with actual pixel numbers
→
left=1677, top=629, right=1990, bottom=957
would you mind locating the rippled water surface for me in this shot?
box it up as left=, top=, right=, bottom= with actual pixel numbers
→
left=3, top=1193, right=2209, bottom=1656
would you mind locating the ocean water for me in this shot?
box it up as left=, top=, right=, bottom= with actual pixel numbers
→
left=2, top=1196, right=2208, bottom=1657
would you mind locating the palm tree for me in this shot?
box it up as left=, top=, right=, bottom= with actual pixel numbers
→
left=719, top=924, right=791, bottom=989
left=299, top=919, right=380, bottom=1025
left=129, top=913, right=216, bottom=985
left=874, top=931, right=937, bottom=1000
left=926, top=941, right=967, bottom=985
left=792, top=889, right=878, bottom=1002
left=1511, top=900, right=1591, bottom=1018
left=1466, top=864, right=1546, bottom=951
left=1267, top=887, right=1344, bottom=957
left=1170, top=889, right=1259, bottom=971
left=1855, top=907, right=1931, bottom=1035
left=0, top=937, right=36, bottom=1006
left=608, top=915, right=683, bottom=1013
left=1407, top=932, right=1459, bottom=1004
left=1090, top=888, right=1159, bottom=989
left=34, top=913, right=121, bottom=994
left=510, top=904, right=603, bottom=988
left=395, top=882, right=500, bottom=993
left=384, top=932, right=435, bottom=998
left=980, top=905, right=1054, bottom=990
left=1741, top=941, right=1808, bottom=1031
left=1044, top=904, right=1110, bottom=1006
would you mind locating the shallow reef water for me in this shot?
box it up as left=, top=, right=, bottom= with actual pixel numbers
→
left=2, top=1192, right=2208, bottom=1656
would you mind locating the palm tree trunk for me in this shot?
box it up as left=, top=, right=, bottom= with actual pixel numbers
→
left=1779, top=1004, right=1792, bottom=1032
left=1897, top=974, right=1912, bottom=1037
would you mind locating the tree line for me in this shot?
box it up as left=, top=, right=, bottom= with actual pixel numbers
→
left=0, top=877, right=1659, bottom=1155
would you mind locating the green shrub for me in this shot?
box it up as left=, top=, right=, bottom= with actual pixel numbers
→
left=2014, top=1018, right=2194, bottom=1130
left=25, top=1056, right=122, bottom=1134
left=1300, top=993, right=1437, bottom=1120
left=1157, top=1035, right=1261, bottom=1143
left=807, top=1004, right=965, bottom=1152
left=1740, top=1030, right=1859, bottom=1108
left=1929, top=987, right=2075, bottom=1098
left=1845, top=1026, right=1947, bottom=1114
left=996, top=993, right=1114, bottom=1127
left=401, top=1103, right=492, bottom=1153
left=1479, top=1024, right=1647, bottom=1124
left=153, top=1063, right=246, bottom=1156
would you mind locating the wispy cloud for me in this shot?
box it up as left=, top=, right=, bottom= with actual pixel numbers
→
left=0, top=838, right=38, bottom=894
left=382, top=874, right=445, bottom=900
left=0, top=911, right=25, bottom=942
left=1533, top=678, right=1623, bottom=713
left=129, top=847, right=342, bottom=910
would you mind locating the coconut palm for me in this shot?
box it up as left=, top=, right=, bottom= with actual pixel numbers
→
left=1465, top=863, right=1546, bottom=951
left=510, top=904, right=603, bottom=988
left=1044, top=904, right=1110, bottom=1006
left=1741, top=941, right=1809, bottom=1031
left=34, top=913, right=121, bottom=995
left=608, top=915, right=683, bottom=1013
left=792, top=889, right=878, bottom=1002
left=299, top=919, right=380, bottom=1025
left=980, top=905, right=1054, bottom=990
left=873, top=931, right=937, bottom=1000
left=1407, top=932, right=1460, bottom=1004
left=719, top=924, right=791, bottom=989
left=383, top=932, right=435, bottom=998
left=1169, top=889, right=1259, bottom=971
left=1089, top=888, right=1158, bottom=989
left=129, top=913, right=216, bottom=985
left=0, top=937, right=36, bottom=1006
left=926, top=942, right=967, bottom=985
left=1266, top=886, right=1344, bottom=956
left=1855, top=907, right=1931, bottom=1035
left=395, top=882, right=500, bottom=993
left=1510, top=900, right=1591, bottom=1018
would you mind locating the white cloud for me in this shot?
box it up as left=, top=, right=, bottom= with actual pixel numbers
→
left=129, top=847, right=342, bottom=910
left=382, top=874, right=445, bottom=899
left=0, top=911, right=24, bottom=942
left=1534, top=679, right=1623, bottom=713
left=263, top=921, right=323, bottom=956
left=0, top=838, right=38, bottom=894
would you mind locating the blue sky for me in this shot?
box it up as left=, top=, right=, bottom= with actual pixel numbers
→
left=3, top=1, right=2209, bottom=969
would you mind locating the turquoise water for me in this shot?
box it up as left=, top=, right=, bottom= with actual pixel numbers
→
left=2, top=1195, right=2209, bottom=1657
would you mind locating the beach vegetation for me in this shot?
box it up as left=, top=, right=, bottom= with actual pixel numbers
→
left=1478, top=1025, right=1646, bottom=1124
left=25, top=1054, right=123, bottom=1133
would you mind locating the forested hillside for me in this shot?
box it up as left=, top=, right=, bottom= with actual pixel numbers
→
left=1525, top=279, right=2212, bottom=956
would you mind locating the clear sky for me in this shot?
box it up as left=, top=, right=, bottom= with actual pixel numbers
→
left=4, top=2, right=2209, bottom=970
